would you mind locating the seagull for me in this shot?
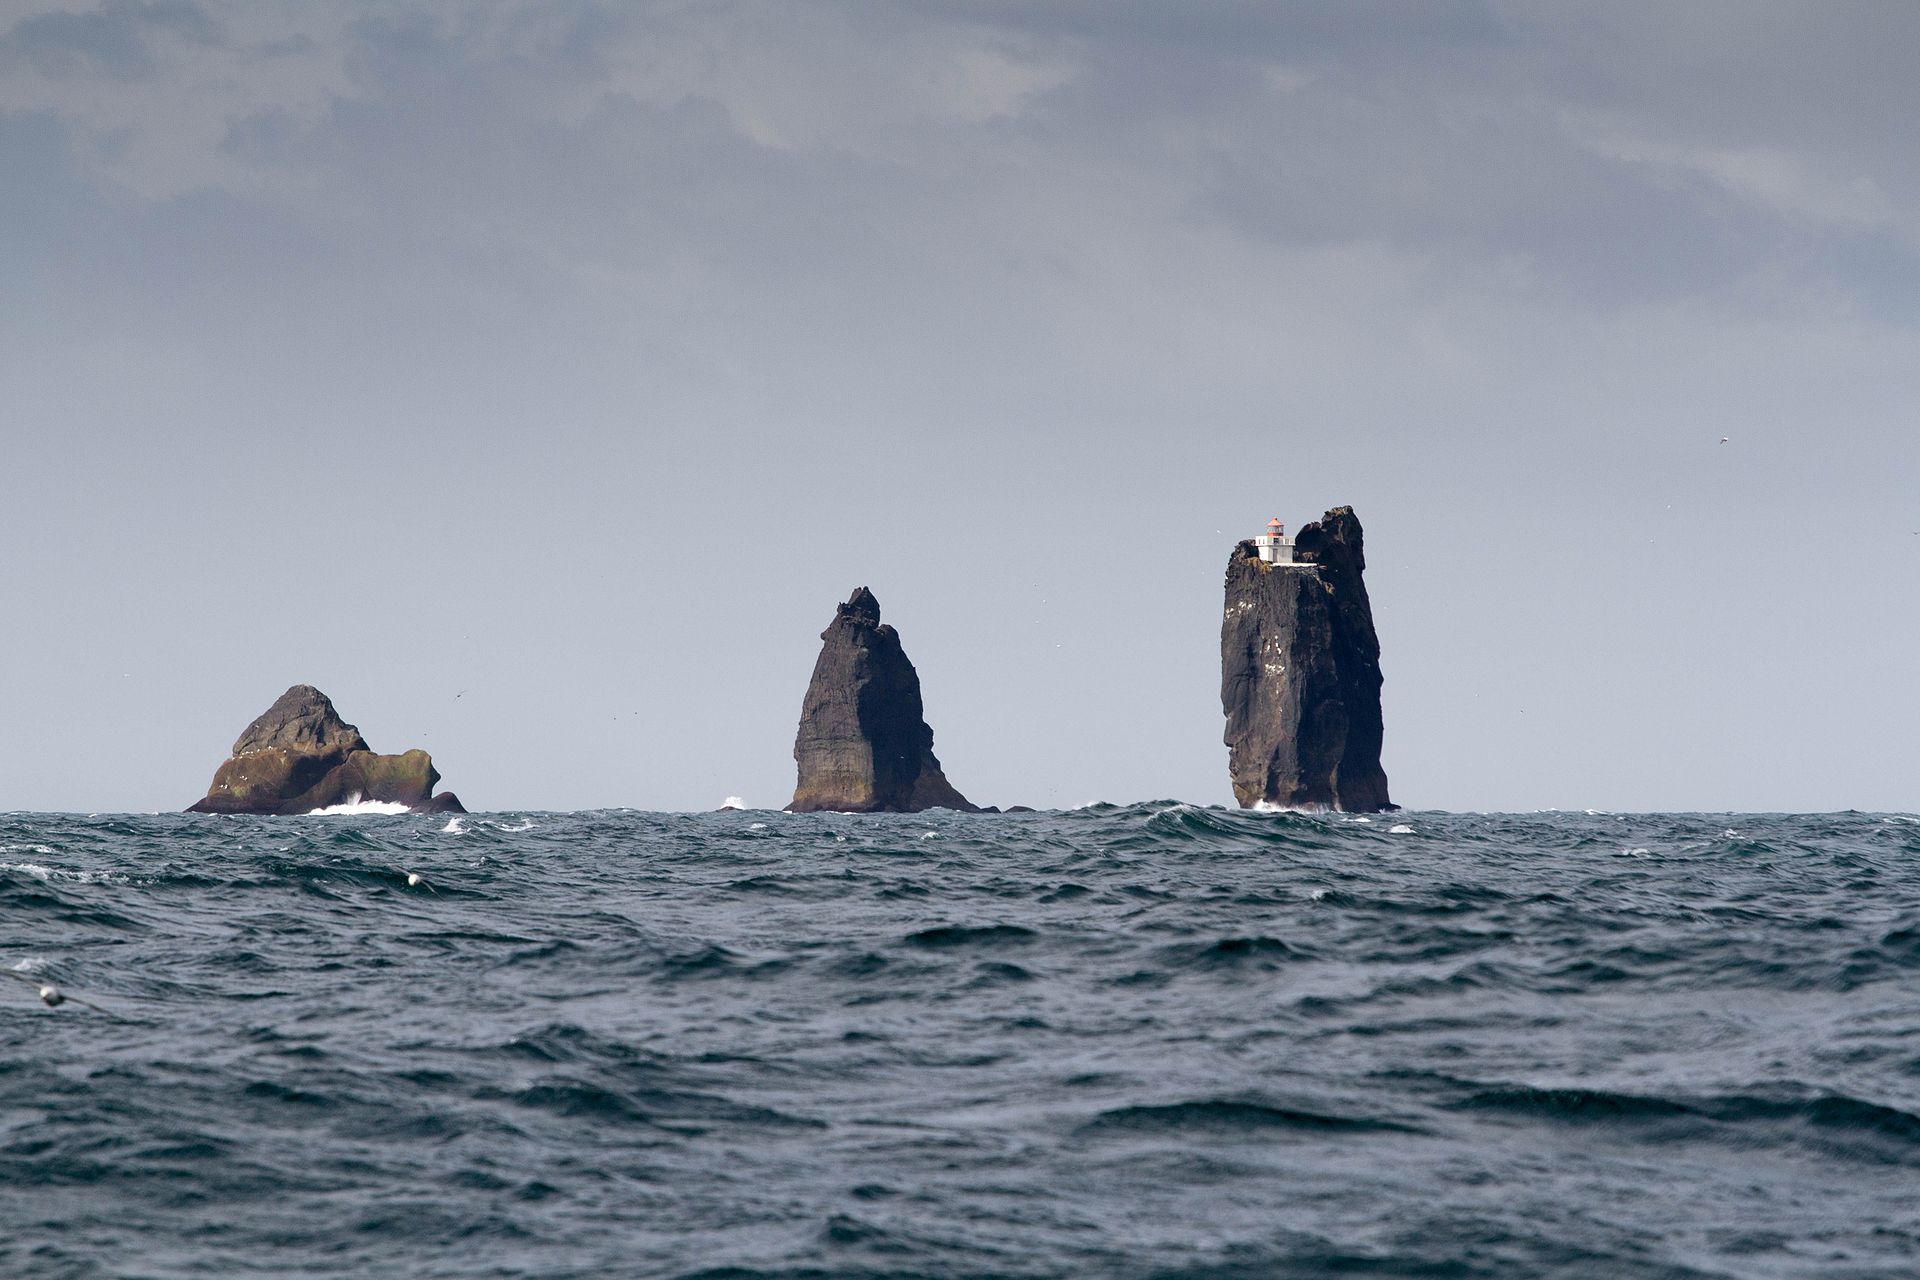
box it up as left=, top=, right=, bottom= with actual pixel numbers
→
left=1719, top=436, right=1729, bottom=444
left=394, top=868, right=435, bottom=892
left=3, top=968, right=114, bottom=1015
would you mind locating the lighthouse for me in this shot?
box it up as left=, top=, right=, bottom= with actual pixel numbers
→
left=1252, top=516, right=1296, bottom=565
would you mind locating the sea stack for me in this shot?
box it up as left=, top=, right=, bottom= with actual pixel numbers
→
left=187, top=685, right=465, bottom=815
left=1221, top=507, right=1393, bottom=812
left=788, top=587, right=978, bottom=813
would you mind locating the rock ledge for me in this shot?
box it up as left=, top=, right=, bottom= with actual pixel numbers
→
left=187, top=685, right=465, bottom=815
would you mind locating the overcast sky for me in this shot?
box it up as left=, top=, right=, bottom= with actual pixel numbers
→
left=2, top=0, right=1914, bottom=814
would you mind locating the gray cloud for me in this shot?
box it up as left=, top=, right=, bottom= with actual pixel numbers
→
left=0, top=0, right=214, bottom=78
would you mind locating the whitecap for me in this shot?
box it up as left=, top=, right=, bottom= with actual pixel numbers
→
left=720, top=796, right=747, bottom=811
left=921, top=830, right=938, bottom=840
left=1388, top=824, right=1415, bottom=835
left=442, top=816, right=467, bottom=834
left=2, top=861, right=124, bottom=886
left=308, top=794, right=410, bottom=816
left=1254, top=800, right=1330, bottom=814
left=749, top=822, right=767, bottom=831
left=494, top=819, right=536, bottom=833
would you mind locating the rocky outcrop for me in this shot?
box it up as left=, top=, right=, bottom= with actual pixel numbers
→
left=789, top=588, right=978, bottom=813
left=187, top=685, right=465, bottom=815
left=1221, top=507, right=1393, bottom=812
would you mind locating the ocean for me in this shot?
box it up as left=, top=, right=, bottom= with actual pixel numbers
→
left=3, top=805, right=1918, bottom=1279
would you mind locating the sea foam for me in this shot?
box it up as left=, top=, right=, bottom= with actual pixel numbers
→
left=308, top=795, right=411, bottom=816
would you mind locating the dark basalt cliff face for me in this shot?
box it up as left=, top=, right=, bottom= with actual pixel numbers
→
left=187, top=685, right=465, bottom=815
left=1221, top=507, right=1393, bottom=812
left=789, top=588, right=978, bottom=813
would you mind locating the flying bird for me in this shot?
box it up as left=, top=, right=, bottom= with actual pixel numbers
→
left=1719, top=436, right=1729, bottom=444
left=3, top=969, right=115, bottom=1015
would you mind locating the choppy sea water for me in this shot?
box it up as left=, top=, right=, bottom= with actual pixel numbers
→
left=5, top=806, right=1920, bottom=1279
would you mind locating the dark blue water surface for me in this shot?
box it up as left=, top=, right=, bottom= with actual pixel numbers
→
left=4, top=806, right=1920, bottom=1278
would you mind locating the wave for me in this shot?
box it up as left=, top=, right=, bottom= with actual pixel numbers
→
left=903, top=924, right=1036, bottom=948
left=1082, top=1097, right=1419, bottom=1135
left=1159, top=935, right=1308, bottom=969
left=0, top=854, right=128, bottom=886
left=1454, top=1082, right=1920, bottom=1154
left=5, top=807, right=1920, bottom=1278
left=307, top=796, right=412, bottom=816
left=1455, top=1084, right=1699, bottom=1122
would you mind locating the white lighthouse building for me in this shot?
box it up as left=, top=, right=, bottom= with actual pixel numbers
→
left=1252, top=517, right=1296, bottom=565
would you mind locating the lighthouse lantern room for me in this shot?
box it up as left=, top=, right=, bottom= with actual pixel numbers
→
left=1253, top=517, right=1296, bottom=565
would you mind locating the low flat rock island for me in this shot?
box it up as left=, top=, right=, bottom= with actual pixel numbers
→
left=1221, top=506, right=1393, bottom=812
left=789, top=587, right=979, bottom=813
left=187, top=684, right=465, bottom=815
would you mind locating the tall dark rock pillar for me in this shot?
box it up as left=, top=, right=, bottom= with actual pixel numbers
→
left=788, top=587, right=978, bottom=813
left=1220, top=506, right=1393, bottom=812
